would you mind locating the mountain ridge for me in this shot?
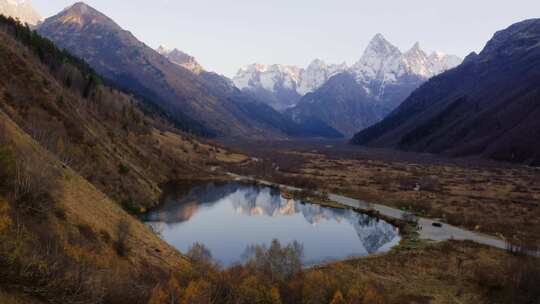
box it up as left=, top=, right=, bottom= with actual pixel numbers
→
left=37, top=2, right=339, bottom=139
left=233, top=34, right=462, bottom=112
left=351, top=18, right=540, bottom=164
left=157, top=45, right=204, bottom=74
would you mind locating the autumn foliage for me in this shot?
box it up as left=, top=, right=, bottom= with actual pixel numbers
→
left=141, top=240, right=392, bottom=304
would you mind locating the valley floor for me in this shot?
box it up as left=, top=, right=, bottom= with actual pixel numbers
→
left=226, top=139, right=540, bottom=247
left=219, top=139, right=540, bottom=302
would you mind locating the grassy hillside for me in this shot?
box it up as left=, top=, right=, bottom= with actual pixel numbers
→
left=0, top=15, right=242, bottom=303
left=0, top=110, right=196, bottom=303
left=0, top=15, right=246, bottom=213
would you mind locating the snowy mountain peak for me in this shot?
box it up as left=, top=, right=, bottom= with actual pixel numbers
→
left=0, top=0, right=42, bottom=25
left=156, top=45, right=203, bottom=74
left=427, top=52, right=462, bottom=75
left=233, top=60, right=348, bottom=103
left=233, top=34, right=462, bottom=111
left=297, top=60, right=348, bottom=95
left=156, top=45, right=171, bottom=54
left=364, top=34, right=401, bottom=59
left=402, top=42, right=431, bottom=77
left=352, top=34, right=403, bottom=83
left=308, top=58, right=326, bottom=68
left=352, top=34, right=462, bottom=86
left=371, top=33, right=387, bottom=44
left=233, top=63, right=301, bottom=95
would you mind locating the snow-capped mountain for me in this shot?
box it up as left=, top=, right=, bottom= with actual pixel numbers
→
left=156, top=45, right=204, bottom=74
left=0, top=0, right=41, bottom=26
left=352, top=18, right=540, bottom=164
left=233, top=60, right=347, bottom=111
left=234, top=34, right=461, bottom=112
left=351, top=34, right=463, bottom=102
left=234, top=64, right=301, bottom=93
left=297, top=59, right=348, bottom=95
left=283, top=34, right=463, bottom=137
left=232, top=64, right=302, bottom=110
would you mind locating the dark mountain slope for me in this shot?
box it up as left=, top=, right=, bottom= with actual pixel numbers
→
left=287, top=73, right=388, bottom=137
left=199, top=71, right=343, bottom=138
left=0, top=14, right=245, bottom=211
left=352, top=19, right=540, bottom=164
left=0, top=15, right=235, bottom=303
left=37, top=2, right=336, bottom=139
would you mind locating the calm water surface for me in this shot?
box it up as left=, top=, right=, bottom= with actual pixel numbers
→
left=143, top=182, right=400, bottom=266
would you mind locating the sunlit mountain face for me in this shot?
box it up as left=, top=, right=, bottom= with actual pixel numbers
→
left=143, top=182, right=400, bottom=265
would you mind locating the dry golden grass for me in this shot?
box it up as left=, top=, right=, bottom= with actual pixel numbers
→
left=0, top=289, right=46, bottom=304
left=0, top=110, right=194, bottom=301
left=0, top=27, right=248, bottom=214
left=232, top=147, right=540, bottom=243
left=295, top=155, right=540, bottom=243
left=316, top=241, right=512, bottom=304
left=2, top=109, right=191, bottom=268
left=152, top=130, right=247, bottom=165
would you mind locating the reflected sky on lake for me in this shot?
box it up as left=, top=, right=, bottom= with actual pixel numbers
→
left=143, top=182, right=400, bottom=266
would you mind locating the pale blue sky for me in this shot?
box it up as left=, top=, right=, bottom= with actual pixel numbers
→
left=32, top=0, right=540, bottom=77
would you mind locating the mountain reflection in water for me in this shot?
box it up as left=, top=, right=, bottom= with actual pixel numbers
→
left=143, top=182, right=400, bottom=266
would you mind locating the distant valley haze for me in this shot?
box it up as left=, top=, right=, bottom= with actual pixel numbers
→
left=31, top=0, right=540, bottom=77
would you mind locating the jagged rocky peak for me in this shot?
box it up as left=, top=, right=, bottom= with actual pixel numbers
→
left=0, top=0, right=42, bottom=25
left=351, top=33, right=404, bottom=82
left=233, top=59, right=347, bottom=96
left=402, top=42, right=430, bottom=77
left=233, top=63, right=301, bottom=93
left=480, top=18, right=540, bottom=58
left=352, top=33, right=463, bottom=83
left=297, top=59, right=348, bottom=95
left=306, top=58, right=327, bottom=69
left=427, top=51, right=462, bottom=75
left=233, top=33, right=462, bottom=113
left=365, top=33, right=402, bottom=59
left=351, top=18, right=540, bottom=164
left=404, top=42, right=427, bottom=60
left=157, top=45, right=204, bottom=74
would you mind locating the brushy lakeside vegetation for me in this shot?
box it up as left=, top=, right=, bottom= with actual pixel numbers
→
left=227, top=143, right=540, bottom=245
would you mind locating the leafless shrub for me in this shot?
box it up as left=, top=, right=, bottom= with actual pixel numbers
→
left=272, top=174, right=317, bottom=190
left=419, top=176, right=443, bottom=192
left=10, top=148, right=60, bottom=216
left=77, top=224, right=98, bottom=242
left=187, top=242, right=213, bottom=265
left=0, top=123, right=15, bottom=190
left=397, top=176, right=417, bottom=191
left=99, top=230, right=112, bottom=244
left=474, top=256, right=540, bottom=304
left=115, top=219, right=131, bottom=257
left=242, top=239, right=304, bottom=283
left=25, top=119, right=77, bottom=167
left=401, top=211, right=418, bottom=225
left=187, top=242, right=219, bottom=273
left=396, top=200, right=436, bottom=217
